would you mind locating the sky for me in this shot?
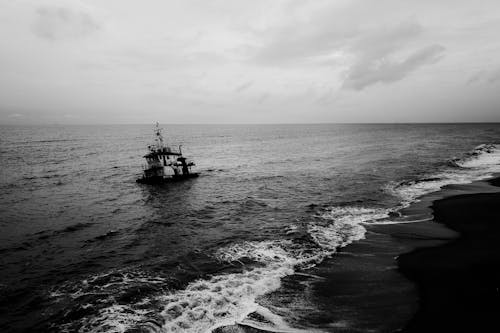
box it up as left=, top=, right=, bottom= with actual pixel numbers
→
left=1, top=0, right=500, bottom=124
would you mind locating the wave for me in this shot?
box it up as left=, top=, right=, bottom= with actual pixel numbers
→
left=59, top=222, right=95, bottom=235
left=204, top=169, right=227, bottom=173
left=50, top=270, right=172, bottom=332
left=448, top=143, right=498, bottom=168
left=33, top=222, right=96, bottom=241
left=50, top=253, right=302, bottom=333
left=23, top=139, right=80, bottom=144
left=388, top=143, right=500, bottom=205
left=49, top=143, right=500, bottom=332
left=49, top=206, right=388, bottom=333
left=308, top=207, right=389, bottom=250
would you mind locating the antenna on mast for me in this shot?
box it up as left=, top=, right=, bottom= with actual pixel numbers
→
left=154, top=122, right=164, bottom=149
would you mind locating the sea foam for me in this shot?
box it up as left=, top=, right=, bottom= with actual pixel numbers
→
left=51, top=206, right=388, bottom=333
left=389, top=143, right=500, bottom=205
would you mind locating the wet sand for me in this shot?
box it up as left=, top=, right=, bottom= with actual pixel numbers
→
left=398, top=177, right=500, bottom=332
left=294, top=219, right=460, bottom=332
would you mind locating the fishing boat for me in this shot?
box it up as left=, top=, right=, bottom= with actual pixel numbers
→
left=137, top=123, right=199, bottom=184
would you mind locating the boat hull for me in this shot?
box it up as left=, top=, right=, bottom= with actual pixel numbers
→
left=136, top=173, right=199, bottom=184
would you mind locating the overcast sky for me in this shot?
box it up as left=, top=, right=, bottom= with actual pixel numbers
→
left=1, top=0, right=500, bottom=124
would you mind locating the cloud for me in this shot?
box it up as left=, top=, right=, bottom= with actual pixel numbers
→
left=350, top=22, right=423, bottom=61
left=251, top=6, right=446, bottom=90
left=2, top=0, right=499, bottom=123
left=467, top=68, right=500, bottom=85
left=243, top=0, right=459, bottom=92
left=32, top=5, right=100, bottom=41
left=252, top=3, right=424, bottom=66
left=253, top=24, right=353, bottom=65
left=234, top=81, right=253, bottom=93
left=343, top=44, right=445, bottom=90
left=252, top=4, right=358, bottom=65
left=330, top=21, right=446, bottom=90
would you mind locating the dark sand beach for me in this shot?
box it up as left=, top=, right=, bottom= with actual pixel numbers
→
left=398, top=177, right=500, bottom=332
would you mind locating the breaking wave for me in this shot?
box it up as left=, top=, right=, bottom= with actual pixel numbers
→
left=49, top=206, right=389, bottom=333
left=388, top=143, right=500, bottom=205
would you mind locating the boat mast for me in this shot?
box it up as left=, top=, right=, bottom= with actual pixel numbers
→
left=154, top=122, right=165, bottom=150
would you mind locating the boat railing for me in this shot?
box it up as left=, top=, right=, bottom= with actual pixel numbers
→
left=155, top=146, right=182, bottom=156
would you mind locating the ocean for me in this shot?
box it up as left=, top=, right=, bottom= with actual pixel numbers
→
left=1, top=123, right=499, bottom=332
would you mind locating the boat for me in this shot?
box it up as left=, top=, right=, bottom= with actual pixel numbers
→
left=136, top=123, right=199, bottom=184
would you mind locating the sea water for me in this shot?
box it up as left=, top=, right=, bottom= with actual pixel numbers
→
left=0, top=124, right=499, bottom=332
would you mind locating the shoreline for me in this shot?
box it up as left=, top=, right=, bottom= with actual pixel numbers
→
left=271, top=176, right=500, bottom=333
left=397, top=176, right=500, bottom=332
left=214, top=176, right=500, bottom=333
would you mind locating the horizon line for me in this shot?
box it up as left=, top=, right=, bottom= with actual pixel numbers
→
left=1, top=121, right=500, bottom=126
